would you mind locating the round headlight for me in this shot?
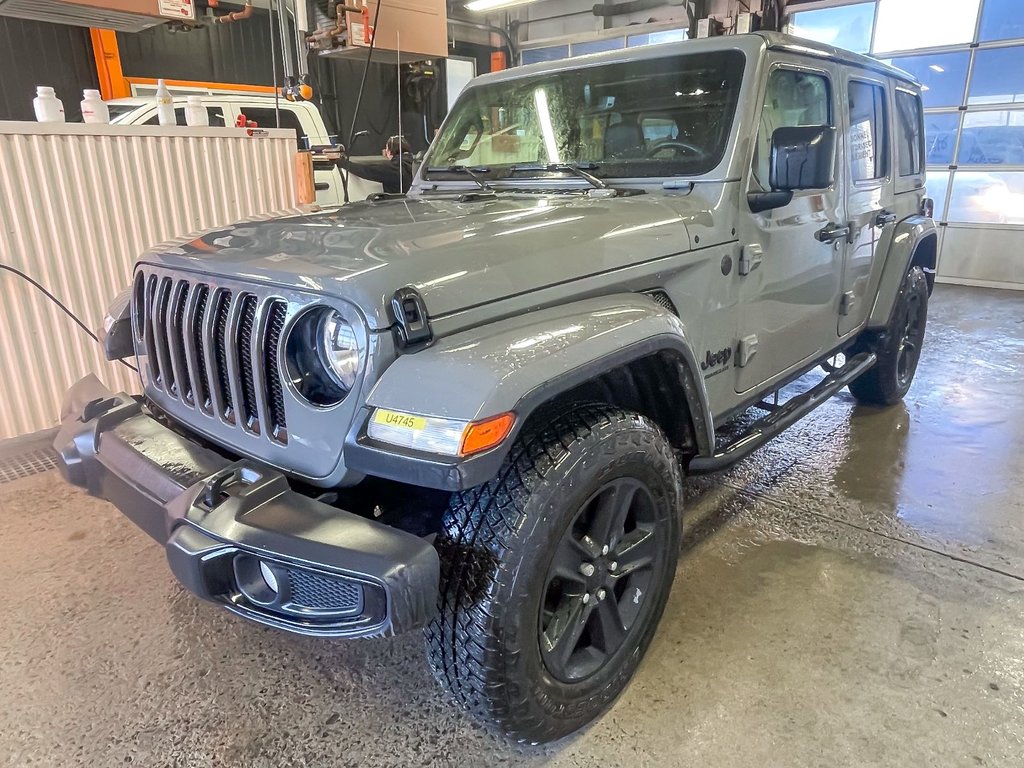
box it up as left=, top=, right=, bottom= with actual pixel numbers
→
left=319, top=310, right=359, bottom=390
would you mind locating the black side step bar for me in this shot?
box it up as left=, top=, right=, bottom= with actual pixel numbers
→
left=687, top=351, right=877, bottom=475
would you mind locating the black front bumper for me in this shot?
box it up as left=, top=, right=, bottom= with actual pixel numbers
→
left=53, top=375, right=439, bottom=638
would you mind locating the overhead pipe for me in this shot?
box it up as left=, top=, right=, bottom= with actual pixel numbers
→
left=208, top=0, right=254, bottom=24
left=306, top=3, right=367, bottom=45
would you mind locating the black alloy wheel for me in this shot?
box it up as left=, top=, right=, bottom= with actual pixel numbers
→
left=849, top=266, right=930, bottom=406
left=540, top=478, right=664, bottom=683
left=896, top=288, right=926, bottom=390
left=426, top=403, right=683, bottom=743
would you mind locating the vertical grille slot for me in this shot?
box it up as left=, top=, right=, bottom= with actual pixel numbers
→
left=264, top=301, right=288, bottom=443
left=143, top=275, right=160, bottom=383
left=213, top=290, right=234, bottom=421
left=237, top=295, right=260, bottom=432
left=168, top=280, right=192, bottom=403
left=132, top=273, right=145, bottom=342
left=152, top=277, right=175, bottom=393
left=191, top=285, right=212, bottom=413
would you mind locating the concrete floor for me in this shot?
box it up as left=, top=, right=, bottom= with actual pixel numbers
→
left=1, top=284, right=1023, bottom=767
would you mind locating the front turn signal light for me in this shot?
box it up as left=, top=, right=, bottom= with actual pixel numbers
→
left=459, top=412, right=516, bottom=457
left=368, top=408, right=516, bottom=457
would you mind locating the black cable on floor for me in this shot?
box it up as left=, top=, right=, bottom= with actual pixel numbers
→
left=0, top=263, right=138, bottom=374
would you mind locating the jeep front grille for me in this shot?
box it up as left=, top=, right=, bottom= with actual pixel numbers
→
left=133, top=271, right=289, bottom=443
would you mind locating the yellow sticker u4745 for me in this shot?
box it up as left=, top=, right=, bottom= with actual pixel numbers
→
left=372, top=409, right=427, bottom=432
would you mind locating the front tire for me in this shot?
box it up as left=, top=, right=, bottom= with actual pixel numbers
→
left=425, top=403, right=682, bottom=743
left=848, top=266, right=929, bottom=406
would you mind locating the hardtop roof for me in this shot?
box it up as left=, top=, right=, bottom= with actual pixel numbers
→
left=471, top=31, right=918, bottom=90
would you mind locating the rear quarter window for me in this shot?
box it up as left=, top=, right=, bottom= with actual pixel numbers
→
left=895, top=90, right=925, bottom=177
left=848, top=80, right=889, bottom=182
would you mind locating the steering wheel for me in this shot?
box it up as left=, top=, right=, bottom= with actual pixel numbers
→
left=646, top=140, right=705, bottom=159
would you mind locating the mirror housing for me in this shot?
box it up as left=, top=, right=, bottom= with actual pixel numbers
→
left=747, top=190, right=793, bottom=213
left=769, top=125, right=836, bottom=192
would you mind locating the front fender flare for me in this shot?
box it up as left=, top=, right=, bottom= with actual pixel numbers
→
left=345, top=294, right=714, bottom=490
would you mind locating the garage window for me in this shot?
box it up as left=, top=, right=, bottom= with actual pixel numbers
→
left=788, top=2, right=875, bottom=55
left=849, top=80, right=889, bottom=182
left=895, top=90, right=924, bottom=176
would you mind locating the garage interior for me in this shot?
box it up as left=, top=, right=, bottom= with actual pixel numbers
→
left=1, top=0, right=1022, bottom=765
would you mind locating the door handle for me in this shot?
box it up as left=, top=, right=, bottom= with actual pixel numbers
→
left=815, top=222, right=852, bottom=244
left=873, top=209, right=897, bottom=227
left=314, top=182, right=330, bottom=191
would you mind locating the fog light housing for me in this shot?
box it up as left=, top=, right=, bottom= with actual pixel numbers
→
left=259, top=560, right=279, bottom=594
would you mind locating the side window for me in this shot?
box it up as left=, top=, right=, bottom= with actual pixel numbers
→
left=145, top=107, right=226, bottom=127
left=640, top=116, right=679, bottom=143
left=206, top=107, right=227, bottom=127
left=753, top=68, right=832, bottom=188
left=848, top=80, right=889, bottom=182
left=895, top=90, right=925, bottom=176
left=240, top=107, right=308, bottom=149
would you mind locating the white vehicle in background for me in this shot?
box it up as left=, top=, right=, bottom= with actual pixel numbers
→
left=104, top=94, right=384, bottom=205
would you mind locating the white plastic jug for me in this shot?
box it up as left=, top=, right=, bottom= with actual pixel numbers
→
left=81, top=89, right=109, bottom=124
left=184, top=95, right=209, bottom=127
left=33, top=86, right=65, bottom=123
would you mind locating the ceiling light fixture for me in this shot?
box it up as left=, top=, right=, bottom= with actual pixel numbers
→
left=464, top=0, right=540, bottom=12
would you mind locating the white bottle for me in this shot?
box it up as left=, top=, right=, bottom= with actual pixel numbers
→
left=184, top=95, right=208, bottom=127
left=155, top=79, right=175, bottom=126
left=33, top=86, right=65, bottom=123
left=81, top=89, right=109, bottom=124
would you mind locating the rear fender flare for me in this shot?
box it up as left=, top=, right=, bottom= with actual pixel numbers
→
left=867, top=216, right=938, bottom=329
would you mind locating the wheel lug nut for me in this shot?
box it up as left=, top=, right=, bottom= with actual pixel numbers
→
left=582, top=593, right=591, bottom=604
left=597, top=588, right=606, bottom=601
left=580, top=563, right=596, bottom=577
left=610, top=561, right=618, bottom=572
left=601, top=545, right=609, bottom=555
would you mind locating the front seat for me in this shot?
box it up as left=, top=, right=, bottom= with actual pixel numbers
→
left=604, top=117, right=644, bottom=158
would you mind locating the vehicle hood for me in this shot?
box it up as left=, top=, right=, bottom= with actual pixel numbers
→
left=141, top=192, right=712, bottom=330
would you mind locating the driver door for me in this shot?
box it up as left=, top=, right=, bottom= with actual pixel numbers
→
left=734, top=58, right=848, bottom=395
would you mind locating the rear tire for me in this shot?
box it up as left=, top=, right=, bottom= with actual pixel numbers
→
left=424, top=403, right=682, bottom=743
left=848, top=266, right=929, bottom=406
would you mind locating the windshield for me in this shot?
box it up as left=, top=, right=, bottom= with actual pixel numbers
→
left=425, top=49, right=746, bottom=181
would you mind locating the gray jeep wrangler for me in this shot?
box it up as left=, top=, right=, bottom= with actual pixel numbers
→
left=55, top=32, right=937, bottom=742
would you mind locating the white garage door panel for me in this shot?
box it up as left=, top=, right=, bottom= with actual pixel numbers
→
left=938, top=226, right=1024, bottom=289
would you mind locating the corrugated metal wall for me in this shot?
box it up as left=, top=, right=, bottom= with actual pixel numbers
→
left=0, top=122, right=300, bottom=439
left=0, top=15, right=99, bottom=122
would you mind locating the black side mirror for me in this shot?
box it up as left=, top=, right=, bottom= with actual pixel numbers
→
left=769, top=125, right=836, bottom=191
left=748, top=125, right=836, bottom=213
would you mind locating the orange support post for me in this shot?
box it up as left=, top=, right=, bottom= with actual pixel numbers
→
left=90, top=29, right=130, bottom=100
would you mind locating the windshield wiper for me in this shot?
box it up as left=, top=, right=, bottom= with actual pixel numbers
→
left=509, top=162, right=609, bottom=191
left=425, top=164, right=493, bottom=191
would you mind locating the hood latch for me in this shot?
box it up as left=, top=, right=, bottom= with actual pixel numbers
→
left=389, top=287, right=433, bottom=351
